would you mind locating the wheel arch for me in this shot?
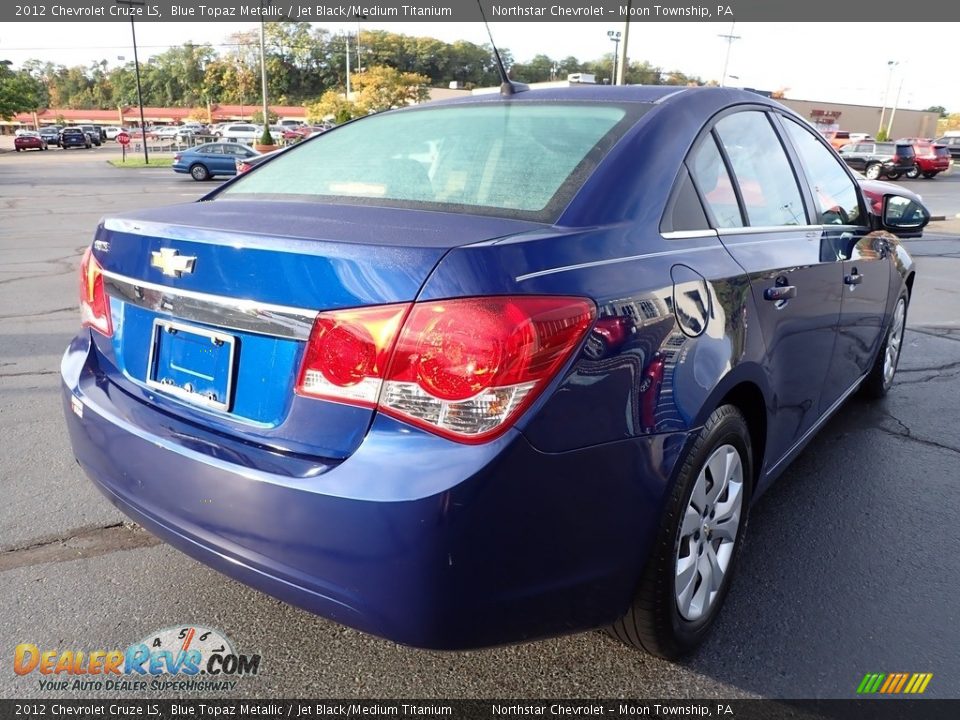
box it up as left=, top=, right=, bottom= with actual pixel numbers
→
left=690, top=365, right=770, bottom=492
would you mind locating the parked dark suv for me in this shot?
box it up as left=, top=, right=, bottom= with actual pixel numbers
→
left=934, top=136, right=960, bottom=159
left=59, top=127, right=91, bottom=149
left=79, top=125, right=103, bottom=147
left=838, top=141, right=917, bottom=180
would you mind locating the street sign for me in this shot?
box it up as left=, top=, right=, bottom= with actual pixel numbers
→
left=117, top=132, right=130, bottom=146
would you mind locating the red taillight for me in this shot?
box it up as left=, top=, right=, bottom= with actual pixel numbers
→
left=79, top=247, right=113, bottom=336
left=295, top=304, right=409, bottom=408
left=295, top=296, right=595, bottom=442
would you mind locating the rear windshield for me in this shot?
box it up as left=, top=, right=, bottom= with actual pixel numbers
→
left=895, top=144, right=916, bottom=157
left=218, top=102, right=641, bottom=222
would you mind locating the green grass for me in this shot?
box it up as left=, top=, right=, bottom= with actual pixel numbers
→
left=107, top=157, right=174, bottom=168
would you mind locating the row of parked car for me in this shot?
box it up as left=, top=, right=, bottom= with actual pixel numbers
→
left=136, top=120, right=332, bottom=144
left=823, top=130, right=956, bottom=181
left=13, top=125, right=106, bottom=151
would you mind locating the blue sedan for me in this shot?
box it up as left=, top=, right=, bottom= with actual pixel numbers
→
left=62, top=86, right=925, bottom=657
left=172, top=142, right=260, bottom=181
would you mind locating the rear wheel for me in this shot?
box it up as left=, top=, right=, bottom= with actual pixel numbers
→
left=861, top=293, right=908, bottom=399
left=886, top=172, right=901, bottom=180
left=864, top=163, right=882, bottom=180
left=190, top=163, right=210, bottom=181
left=905, top=166, right=921, bottom=179
left=922, top=172, right=938, bottom=179
left=608, top=405, right=752, bottom=658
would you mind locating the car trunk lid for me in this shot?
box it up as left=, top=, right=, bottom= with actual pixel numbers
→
left=90, top=200, right=541, bottom=459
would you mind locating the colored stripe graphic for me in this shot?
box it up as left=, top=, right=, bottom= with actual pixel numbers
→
left=857, top=672, right=932, bottom=694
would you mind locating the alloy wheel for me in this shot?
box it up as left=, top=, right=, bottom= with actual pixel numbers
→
left=675, top=444, right=744, bottom=622
left=883, top=298, right=906, bottom=387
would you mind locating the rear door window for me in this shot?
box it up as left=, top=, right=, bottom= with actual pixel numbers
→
left=782, top=119, right=862, bottom=226
left=713, top=111, right=807, bottom=227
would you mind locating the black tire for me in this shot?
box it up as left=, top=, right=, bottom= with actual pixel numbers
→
left=922, top=172, right=938, bottom=179
left=864, top=163, right=882, bottom=180
left=861, top=292, right=908, bottom=399
left=608, top=404, right=753, bottom=658
left=886, top=172, right=901, bottom=180
left=905, top=166, right=921, bottom=179
left=190, top=163, right=210, bottom=181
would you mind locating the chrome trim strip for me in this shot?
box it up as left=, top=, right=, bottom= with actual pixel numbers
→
left=102, top=270, right=317, bottom=341
left=660, top=229, right=720, bottom=241
left=653, top=88, right=689, bottom=104
left=716, top=225, right=821, bottom=237
left=766, top=373, right=866, bottom=476
left=515, top=244, right=719, bottom=282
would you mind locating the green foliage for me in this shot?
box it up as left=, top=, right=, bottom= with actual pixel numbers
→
left=259, top=127, right=275, bottom=146
left=923, top=105, right=948, bottom=119
left=307, top=90, right=358, bottom=124
left=875, top=129, right=890, bottom=141
left=8, top=22, right=711, bottom=116
left=251, top=109, right=279, bottom=124
left=0, top=60, right=46, bottom=118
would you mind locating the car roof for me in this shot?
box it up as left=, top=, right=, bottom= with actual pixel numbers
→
left=424, top=84, right=696, bottom=107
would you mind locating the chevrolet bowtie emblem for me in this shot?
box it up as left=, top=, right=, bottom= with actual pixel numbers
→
left=150, top=248, right=196, bottom=278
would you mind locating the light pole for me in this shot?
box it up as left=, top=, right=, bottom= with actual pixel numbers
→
left=259, top=16, right=269, bottom=136
left=345, top=33, right=352, bottom=98
left=886, top=74, right=905, bottom=139
left=607, top=30, right=622, bottom=86
left=877, top=60, right=897, bottom=136
left=718, top=22, right=740, bottom=88
left=114, top=0, right=148, bottom=163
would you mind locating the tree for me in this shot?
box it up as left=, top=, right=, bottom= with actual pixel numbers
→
left=351, top=66, right=430, bottom=114
left=251, top=108, right=278, bottom=124
left=306, top=89, right=357, bottom=124
left=0, top=61, right=45, bottom=118
left=923, top=105, right=948, bottom=118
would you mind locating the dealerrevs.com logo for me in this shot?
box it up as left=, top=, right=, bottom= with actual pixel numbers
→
left=14, top=626, right=261, bottom=693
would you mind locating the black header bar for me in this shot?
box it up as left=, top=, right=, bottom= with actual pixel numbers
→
left=4, top=0, right=959, bottom=23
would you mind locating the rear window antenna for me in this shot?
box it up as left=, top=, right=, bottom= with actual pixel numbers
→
left=476, top=0, right=528, bottom=96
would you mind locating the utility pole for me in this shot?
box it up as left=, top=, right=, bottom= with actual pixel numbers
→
left=616, top=1, right=630, bottom=86
left=878, top=60, right=897, bottom=136
left=718, top=22, right=740, bottom=88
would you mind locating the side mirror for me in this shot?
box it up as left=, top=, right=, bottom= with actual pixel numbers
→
left=882, top=194, right=930, bottom=232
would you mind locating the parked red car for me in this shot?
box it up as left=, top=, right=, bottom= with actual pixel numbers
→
left=14, top=132, right=48, bottom=152
left=904, top=141, right=951, bottom=179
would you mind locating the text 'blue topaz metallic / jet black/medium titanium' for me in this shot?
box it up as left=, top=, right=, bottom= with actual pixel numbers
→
left=62, top=85, right=922, bottom=658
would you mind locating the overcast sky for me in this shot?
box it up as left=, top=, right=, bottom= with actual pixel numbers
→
left=2, top=22, right=955, bottom=112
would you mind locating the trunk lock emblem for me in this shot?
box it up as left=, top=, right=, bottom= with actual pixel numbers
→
left=151, top=248, right=197, bottom=278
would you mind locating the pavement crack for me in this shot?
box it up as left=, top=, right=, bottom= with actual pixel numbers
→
left=0, top=370, right=60, bottom=378
left=0, top=522, right=162, bottom=572
left=906, top=327, right=960, bottom=343
left=876, top=409, right=960, bottom=457
left=0, top=306, right=74, bottom=321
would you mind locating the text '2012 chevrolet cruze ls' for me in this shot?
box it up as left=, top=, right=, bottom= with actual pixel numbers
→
left=62, top=86, right=925, bottom=658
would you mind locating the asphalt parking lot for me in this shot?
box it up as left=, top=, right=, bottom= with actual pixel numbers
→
left=1, top=147, right=959, bottom=700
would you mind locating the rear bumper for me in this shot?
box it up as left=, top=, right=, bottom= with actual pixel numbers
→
left=62, top=332, right=688, bottom=649
left=916, top=160, right=950, bottom=173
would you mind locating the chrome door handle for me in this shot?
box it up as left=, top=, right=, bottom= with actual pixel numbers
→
left=763, top=285, right=797, bottom=302
left=844, top=273, right=863, bottom=286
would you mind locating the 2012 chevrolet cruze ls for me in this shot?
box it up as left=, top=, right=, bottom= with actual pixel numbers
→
left=62, top=86, right=924, bottom=658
